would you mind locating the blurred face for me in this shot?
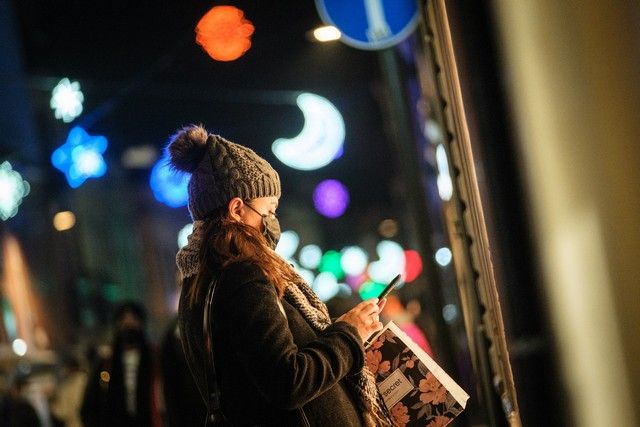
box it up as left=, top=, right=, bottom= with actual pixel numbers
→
left=117, top=311, right=143, bottom=331
left=116, top=311, right=145, bottom=347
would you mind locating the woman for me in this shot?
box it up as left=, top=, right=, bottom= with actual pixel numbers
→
left=170, top=125, right=393, bottom=426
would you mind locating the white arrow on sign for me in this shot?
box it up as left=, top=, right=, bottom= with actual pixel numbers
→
left=364, top=0, right=392, bottom=42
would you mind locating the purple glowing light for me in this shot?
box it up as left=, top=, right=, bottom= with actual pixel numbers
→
left=313, top=179, right=349, bottom=218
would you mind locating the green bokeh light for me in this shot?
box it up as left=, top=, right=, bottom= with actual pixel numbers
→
left=318, top=250, right=344, bottom=280
left=358, top=280, right=386, bottom=300
left=103, top=283, right=121, bottom=302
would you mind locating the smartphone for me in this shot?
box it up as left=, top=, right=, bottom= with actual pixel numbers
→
left=378, top=274, right=402, bottom=300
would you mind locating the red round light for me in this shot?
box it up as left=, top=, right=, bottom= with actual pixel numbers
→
left=403, top=250, right=423, bottom=282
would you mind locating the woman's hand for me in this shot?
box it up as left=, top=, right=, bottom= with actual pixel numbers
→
left=336, top=298, right=385, bottom=343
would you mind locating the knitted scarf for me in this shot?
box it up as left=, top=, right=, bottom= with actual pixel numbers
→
left=176, top=222, right=393, bottom=427
left=284, top=273, right=393, bottom=427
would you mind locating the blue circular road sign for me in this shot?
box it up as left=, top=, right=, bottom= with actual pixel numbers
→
left=315, top=0, right=419, bottom=50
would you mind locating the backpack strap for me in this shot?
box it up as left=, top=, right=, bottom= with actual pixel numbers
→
left=202, top=278, right=228, bottom=425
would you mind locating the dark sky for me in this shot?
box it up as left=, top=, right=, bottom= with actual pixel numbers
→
left=12, top=0, right=401, bottom=249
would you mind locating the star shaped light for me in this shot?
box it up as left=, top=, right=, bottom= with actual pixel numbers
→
left=50, top=78, right=84, bottom=123
left=0, top=161, right=30, bottom=221
left=51, top=127, right=108, bottom=188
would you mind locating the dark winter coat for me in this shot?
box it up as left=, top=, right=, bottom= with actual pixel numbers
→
left=81, top=337, right=158, bottom=427
left=178, top=261, right=366, bottom=426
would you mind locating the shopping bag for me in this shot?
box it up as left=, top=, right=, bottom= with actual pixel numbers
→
left=365, top=322, right=470, bottom=427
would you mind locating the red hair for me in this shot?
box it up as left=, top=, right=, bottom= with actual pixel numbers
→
left=187, top=210, right=297, bottom=306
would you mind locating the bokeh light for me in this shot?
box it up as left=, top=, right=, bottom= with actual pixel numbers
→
left=378, top=218, right=399, bottom=238
left=51, top=127, right=108, bottom=188
left=442, top=304, right=459, bottom=323
left=299, top=244, right=322, bottom=269
left=313, top=272, right=340, bottom=301
left=358, top=280, right=386, bottom=300
left=297, top=268, right=316, bottom=286
left=196, top=6, right=255, bottom=61
left=340, top=246, right=368, bottom=276
left=313, top=25, right=341, bottom=42
left=149, top=154, right=189, bottom=208
left=178, top=223, right=194, bottom=248
left=53, top=211, right=76, bottom=231
left=367, top=240, right=406, bottom=284
left=318, top=250, right=344, bottom=280
left=50, top=78, right=84, bottom=123
left=272, top=93, right=345, bottom=170
left=275, top=230, right=300, bottom=259
left=313, top=179, right=349, bottom=218
left=0, top=162, right=30, bottom=221
left=12, top=338, right=27, bottom=356
left=403, top=250, right=423, bottom=282
left=435, top=247, right=453, bottom=266
left=436, top=144, right=453, bottom=201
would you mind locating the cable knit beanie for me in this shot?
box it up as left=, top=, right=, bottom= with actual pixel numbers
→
left=167, top=124, right=281, bottom=220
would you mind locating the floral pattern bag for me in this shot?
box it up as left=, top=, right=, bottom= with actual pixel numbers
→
left=365, top=322, right=469, bottom=427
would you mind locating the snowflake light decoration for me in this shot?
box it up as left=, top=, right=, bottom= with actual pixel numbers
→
left=0, top=162, right=30, bottom=221
left=50, top=78, right=84, bottom=123
left=51, top=127, right=108, bottom=188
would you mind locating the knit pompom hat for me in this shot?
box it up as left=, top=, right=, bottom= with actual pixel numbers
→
left=167, top=124, right=281, bottom=220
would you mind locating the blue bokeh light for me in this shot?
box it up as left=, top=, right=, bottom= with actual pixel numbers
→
left=51, top=127, right=108, bottom=188
left=149, top=154, right=189, bottom=208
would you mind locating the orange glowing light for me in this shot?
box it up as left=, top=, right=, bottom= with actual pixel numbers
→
left=195, top=6, right=255, bottom=62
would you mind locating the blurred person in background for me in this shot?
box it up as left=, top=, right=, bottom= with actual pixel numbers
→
left=80, top=301, right=161, bottom=427
left=159, top=316, right=206, bottom=426
left=0, top=372, right=42, bottom=427
left=170, top=125, right=393, bottom=426
left=50, top=354, right=88, bottom=427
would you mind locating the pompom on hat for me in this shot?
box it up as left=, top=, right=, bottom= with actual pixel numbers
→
left=167, top=124, right=281, bottom=220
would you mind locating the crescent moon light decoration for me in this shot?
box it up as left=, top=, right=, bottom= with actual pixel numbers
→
left=272, top=93, right=345, bottom=171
